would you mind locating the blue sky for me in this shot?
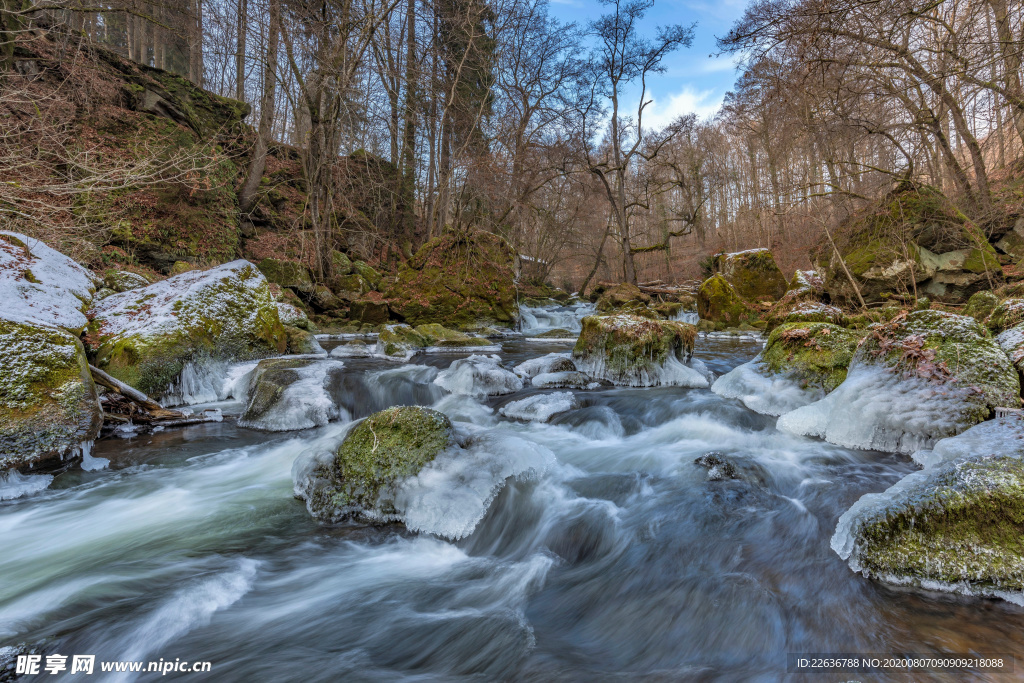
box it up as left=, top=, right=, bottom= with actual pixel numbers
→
left=545, top=0, right=749, bottom=128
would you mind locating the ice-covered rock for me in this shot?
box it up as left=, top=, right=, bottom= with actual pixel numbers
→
left=1, top=319, right=102, bottom=472
left=294, top=407, right=553, bottom=539
left=712, top=359, right=822, bottom=417
left=532, top=371, right=602, bottom=390
left=283, top=325, right=325, bottom=355
left=330, top=341, right=373, bottom=358
left=434, top=355, right=523, bottom=396
left=0, top=231, right=98, bottom=333
left=832, top=416, right=1024, bottom=602
left=572, top=314, right=708, bottom=387
left=779, top=311, right=1019, bottom=453
left=513, top=352, right=575, bottom=379
left=499, top=392, right=579, bottom=422
left=87, top=260, right=287, bottom=400
left=238, top=359, right=347, bottom=431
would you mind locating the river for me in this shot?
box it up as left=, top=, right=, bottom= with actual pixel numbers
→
left=2, top=313, right=1024, bottom=681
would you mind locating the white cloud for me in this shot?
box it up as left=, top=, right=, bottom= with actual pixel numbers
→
left=641, top=85, right=724, bottom=130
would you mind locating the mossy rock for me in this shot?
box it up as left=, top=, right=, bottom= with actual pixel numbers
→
left=837, top=423, right=1024, bottom=595
left=87, top=260, right=287, bottom=399
left=306, top=406, right=456, bottom=522
left=696, top=275, right=755, bottom=324
left=352, top=261, right=381, bottom=288
left=385, top=228, right=518, bottom=329
left=858, top=310, right=1020, bottom=423
left=713, top=249, right=788, bottom=300
left=0, top=319, right=102, bottom=472
left=996, top=324, right=1024, bottom=373
left=988, top=299, right=1024, bottom=334
left=329, top=273, right=371, bottom=301
left=596, top=282, right=650, bottom=312
left=535, top=328, right=575, bottom=339
left=330, top=250, right=353, bottom=276
left=103, top=270, right=151, bottom=292
left=276, top=302, right=313, bottom=331
left=652, top=301, right=684, bottom=319
left=257, top=258, right=313, bottom=292
left=573, top=314, right=698, bottom=386
left=762, top=322, right=862, bottom=393
left=413, top=323, right=491, bottom=347
left=284, top=325, right=323, bottom=355
left=168, top=261, right=197, bottom=276
left=963, top=290, right=999, bottom=322
left=350, top=299, right=390, bottom=325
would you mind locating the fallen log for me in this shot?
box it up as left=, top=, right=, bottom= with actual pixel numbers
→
left=90, top=365, right=189, bottom=422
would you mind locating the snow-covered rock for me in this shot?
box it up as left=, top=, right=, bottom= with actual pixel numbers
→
left=499, top=391, right=579, bottom=422
left=996, top=323, right=1024, bottom=373
left=778, top=310, right=1019, bottom=453
left=294, top=406, right=553, bottom=539
left=832, top=416, right=1024, bottom=603
left=0, top=231, right=98, bottom=333
left=239, top=358, right=347, bottom=431
left=988, top=298, right=1024, bottom=334
left=0, top=319, right=102, bottom=472
left=87, top=260, right=287, bottom=401
left=573, top=314, right=709, bottom=387
left=329, top=340, right=373, bottom=358
left=276, top=302, right=312, bottom=330
left=434, top=355, right=523, bottom=396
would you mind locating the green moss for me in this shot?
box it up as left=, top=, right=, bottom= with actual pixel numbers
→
left=761, top=322, right=862, bottom=392
left=714, top=249, right=788, bottom=300
left=326, top=407, right=455, bottom=514
left=352, top=260, right=381, bottom=288
left=697, top=275, right=755, bottom=324
left=855, top=454, right=1024, bottom=590
left=257, top=258, right=313, bottom=290
left=330, top=250, right=353, bottom=276
left=0, top=320, right=102, bottom=471
left=573, top=314, right=696, bottom=383
left=988, top=299, right=1024, bottom=334
left=964, top=290, right=1000, bottom=321
left=963, top=247, right=1000, bottom=274
left=596, top=283, right=649, bottom=312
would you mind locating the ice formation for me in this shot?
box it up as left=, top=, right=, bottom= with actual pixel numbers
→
left=513, top=352, right=575, bottom=379
left=911, top=415, right=1024, bottom=469
left=0, top=468, right=53, bottom=500
left=777, top=364, right=981, bottom=454
left=574, top=352, right=712, bottom=389
left=499, top=392, right=579, bottom=422
left=711, top=358, right=823, bottom=416
left=79, top=441, right=109, bottom=471
left=239, top=360, right=348, bottom=431
left=330, top=341, right=373, bottom=358
left=434, top=355, right=523, bottom=396
left=0, top=231, right=98, bottom=332
left=531, top=371, right=601, bottom=390
left=393, top=430, right=555, bottom=539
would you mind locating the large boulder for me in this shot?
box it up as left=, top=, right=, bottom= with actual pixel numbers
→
left=987, top=298, right=1024, bottom=334
left=963, top=290, right=1000, bottom=322
left=385, top=228, right=518, bottom=329
left=711, top=249, right=788, bottom=300
left=696, top=275, right=755, bottom=325
left=1, top=231, right=99, bottom=333
left=713, top=323, right=861, bottom=417
left=298, top=406, right=457, bottom=523
left=1, top=320, right=103, bottom=472
left=573, top=314, right=708, bottom=387
left=833, top=416, right=1024, bottom=600
left=779, top=310, right=1020, bottom=453
left=87, top=260, right=287, bottom=401
left=239, top=358, right=344, bottom=431
left=257, top=258, right=314, bottom=292
left=375, top=323, right=493, bottom=360
left=819, top=187, right=1001, bottom=304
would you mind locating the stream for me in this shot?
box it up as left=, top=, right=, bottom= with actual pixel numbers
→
left=3, top=307, right=1024, bottom=681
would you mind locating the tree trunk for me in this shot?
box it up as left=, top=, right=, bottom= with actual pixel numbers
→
left=235, top=0, right=247, bottom=101
left=238, top=0, right=279, bottom=216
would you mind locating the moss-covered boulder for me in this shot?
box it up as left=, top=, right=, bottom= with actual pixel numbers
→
left=832, top=416, right=1024, bottom=599
left=276, top=302, right=314, bottom=331
left=375, top=323, right=491, bottom=359
left=778, top=310, right=1020, bottom=453
left=987, top=299, right=1024, bottom=334
left=103, top=270, right=151, bottom=292
left=573, top=314, right=706, bottom=387
left=87, top=260, right=287, bottom=400
left=352, top=260, right=382, bottom=288
left=329, top=273, right=372, bottom=301
left=283, top=325, right=324, bottom=355
left=1, top=320, right=102, bottom=472
left=350, top=298, right=390, bottom=325
left=300, top=406, right=456, bottom=522
left=385, top=228, right=518, bottom=329
left=257, top=258, right=313, bottom=292
left=534, top=328, right=575, bottom=339
left=963, top=290, right=1000, bottom=322
left=696, top=275, right=756, bottom=325
left=596, top=282, right=650, bottom=313
left=712, top=249, right=788, bottom=300
left=330, top=250, right=353, bottom=276
left=762, top=323, right=862, bottom=393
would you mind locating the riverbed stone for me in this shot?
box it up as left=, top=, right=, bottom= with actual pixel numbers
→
left=573, top=314, right=700, bottom=387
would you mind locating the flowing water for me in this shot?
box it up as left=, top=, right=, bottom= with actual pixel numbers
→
left=4, top=335, right=1024, bottom=682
